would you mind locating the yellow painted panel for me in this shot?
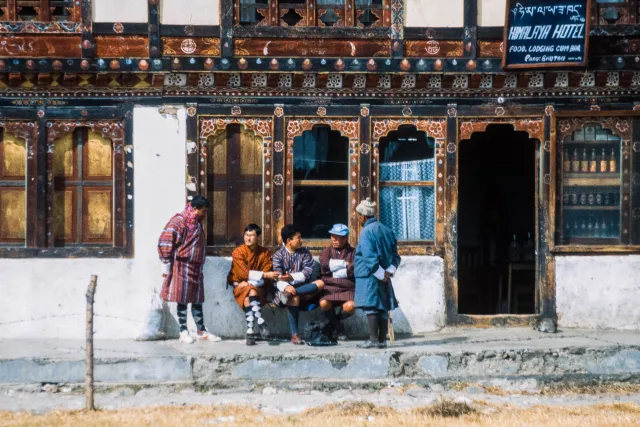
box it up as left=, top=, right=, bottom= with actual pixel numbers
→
left=3, top=132, right=26, bottom=178
left=86, top=131, right=113, bottom=178
left=239, top=126, right=263, bottom=176
left=53, top=133, right=74, bottom=178
left=212, top=190, right=227, bottom=240
left=53, top=189, right=74, bottom=242
left=85, top=189, right=112, bottom=241
left=0, top=189, right=26, bottom=242
left=210, top=131, right=227, bottom=175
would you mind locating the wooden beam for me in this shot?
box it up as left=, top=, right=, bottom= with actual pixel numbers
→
left=148, top=0, right=161, bottom=58
left=272, top=106, right=286, bottom=247
left=39, top=0, right=50, bottom=21
left=6, top=0, right=17, bottom=21
left=463, top=0, right=477, bottom=58
left=221, top=0, right=234, bottom=57
left=444, top=106, right=458, bottom=324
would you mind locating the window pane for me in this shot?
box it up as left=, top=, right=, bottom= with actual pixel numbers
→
left=83, top=188, right=113, bottom=243
left=0, top=188, right=26, bottom=243
left=293, top=186, right=348, bottom=239
left=53, top=188, right=76, bottom=244
left=209, top=124, right=263, bottom=246
left=293, top=125, right=348, bottom=181
left=2, top=132, right=26, bottom=179
left=380, top=186, right=435, bottom=241
left=53, top=133, right=74, bottom=178
left=85, top=131, right=113, bottom=179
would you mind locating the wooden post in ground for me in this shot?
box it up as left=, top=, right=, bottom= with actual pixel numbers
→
left=388, top=311, right=395, bottom=344
left=85, top=275, right=98, bottom=411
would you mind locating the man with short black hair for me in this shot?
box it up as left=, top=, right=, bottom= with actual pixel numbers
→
left=228, top=223, right=279, bottom=345
left=158, top=195, right=221, bottom=344
left=272, top=224, right=324, bottom=344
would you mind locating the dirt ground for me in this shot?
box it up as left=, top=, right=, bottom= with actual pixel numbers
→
left=2, top=401, right=640, bottom=427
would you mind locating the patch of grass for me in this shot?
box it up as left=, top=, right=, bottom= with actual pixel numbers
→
left=540, top=383, right=640, bottom=396
left=414, top=398, right=478, bottom=418
left=304, top=401, right=393, bottom=418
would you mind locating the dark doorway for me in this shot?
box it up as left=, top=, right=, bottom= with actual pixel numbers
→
left=457, top=125, right=537, bottom=315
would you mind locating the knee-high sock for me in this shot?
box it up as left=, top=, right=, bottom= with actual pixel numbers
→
left=295, top=283, right=318, bottom=296
left=244, top=306, right=254, bottom=335
left=249, top=296, right=265, bottom=328
left=378, top=314, right=389, bottom=343
left=367, top=313, right=379, bottom=342
left=324, top=307, right=344, bottom=333
left=177, top=303, right=188, bottom=332
left=191, top=304, right=205, bottom=331
left=287, top=306, right=300, bottom=336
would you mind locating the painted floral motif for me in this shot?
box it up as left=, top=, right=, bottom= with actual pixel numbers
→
left=274, top=140, right=285, bottom=152
left=199, top=117, right=273, bottom=141
left=113, top=23, right=124, bottom=34
left=447, top=107, right=457, bottom=118
left=447, top=142, right=456, bottom=154
left=402, top=107, right=412, bottom=117
left=274, top=107, right=284, bottom=117
left=187, top=107, right=197, bottom=117
left=360, top=106, right=370, bottom=117
left=460, top=119, right=543, bottom=141
left=495, top=107, right=505, bottom=116
left=231, top=106, right=242, bottom=116
left=360, top=143, right=370, bottom=155
left=317, top=107, right=327, bottom=117
left=447, top=176, right=457, bottom=186
left=545, top=105, right=555, bottom=116
left=287, top=119, right=359, bottom=143
left=273, top=174, right=284, bottom=186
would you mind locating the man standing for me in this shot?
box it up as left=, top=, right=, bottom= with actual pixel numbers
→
left=228, top=223, right=280, bottom=346
left=354, top=198, right=401, bottom=349
left=158, top=195, right=221, bottom=344
left=272, top=224, right=324, bottom=344
left=317, top=224, right=356, bottom=340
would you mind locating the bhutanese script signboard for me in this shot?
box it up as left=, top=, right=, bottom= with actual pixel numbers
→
left=502, top=0, right=590, bottom=69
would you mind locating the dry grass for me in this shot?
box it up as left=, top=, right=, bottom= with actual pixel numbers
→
left=2, top=402, right=640, bottom=426
left=540, top=383, right=640, bottom=396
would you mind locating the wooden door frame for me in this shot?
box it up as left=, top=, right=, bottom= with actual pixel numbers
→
left=444, top=112, right=555, bottom=327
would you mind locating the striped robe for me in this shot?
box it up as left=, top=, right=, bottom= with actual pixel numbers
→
left=272, top=244, right=314, bottom=306
left=158, top=213, right=206, bottom=304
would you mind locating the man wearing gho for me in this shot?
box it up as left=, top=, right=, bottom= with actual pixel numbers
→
left=317, top=224, right=356, bottom=340
left=227, top=223, right=279, bottom=346
left=158, top=195, right=221, bottom=344
left=354, top=198, right=401, bottom=349
left=272, top=224, right=325, bottom=344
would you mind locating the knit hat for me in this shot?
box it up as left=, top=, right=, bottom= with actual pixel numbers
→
left=355, top=197, right=376, bottom=217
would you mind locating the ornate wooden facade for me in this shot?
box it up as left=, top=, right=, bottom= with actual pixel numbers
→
left=2, top=0, right=640, bottom=325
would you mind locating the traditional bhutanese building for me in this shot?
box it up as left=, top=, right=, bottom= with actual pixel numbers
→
left=0, top=0, right=639, bottom=338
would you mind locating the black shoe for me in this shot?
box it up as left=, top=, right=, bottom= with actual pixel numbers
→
left=357, top=340, right=380, bottom=349
left=378, top=340, right=387, bottom=349
left=246, top=335, right=257, bottom=346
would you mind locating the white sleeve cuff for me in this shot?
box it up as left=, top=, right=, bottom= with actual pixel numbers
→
left=291, top=272, right=306, bottom=284
left=276, top=281, right=289, bottom=292
left=373, top=266, right=385, bottom=281
left=248, top=270, right=264, bottom=282
left=333, top=268, right=348, bottom=279
left=329, top=259, right=347, bottom=272
left=386, top=265, right=397, bottom=275
left=248, top=279, right=264, bottom=288
left=161, top=262, right=171, bottom=275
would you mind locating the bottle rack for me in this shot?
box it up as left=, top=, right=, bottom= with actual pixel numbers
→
left=559, top=137, right=622, bottom=245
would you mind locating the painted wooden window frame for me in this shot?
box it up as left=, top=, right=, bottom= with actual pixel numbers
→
left=234, top=0, right=392, bottom=28
left=550, top=110, right=640, bottom=253
left=371, top=117, right=446, bottom=253
left=0, top=106, right=133, bottom=258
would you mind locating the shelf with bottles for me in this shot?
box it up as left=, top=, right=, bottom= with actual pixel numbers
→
left=561, top=210, right=621, bottom=244
left=507, top=232, right=535, bottom=262
left=561, top=186, right=621, bottom=210
left=561, top=146, right=620, bottom=177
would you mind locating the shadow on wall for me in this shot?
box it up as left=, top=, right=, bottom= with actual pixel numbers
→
left=162, top=258, right=417, bottom=339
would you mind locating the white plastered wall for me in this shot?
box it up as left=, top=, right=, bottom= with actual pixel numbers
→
left=0, top=106, right=187, bottom=339
left=478, top=0, right=506, bottom=27
left=92, top=0, right=148, bottom=23
left=556, top=255, right=640, bottom=330
left=405, top=0, right=464, bottom=28
left=160, top=0, right=220, bottom=26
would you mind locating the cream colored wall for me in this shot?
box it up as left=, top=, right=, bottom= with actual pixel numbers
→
left=92, top=0, right=148, bottom=23
left=405, top=0, right=464, bottom=28
left=161, top=0, right=220, bottom=26
left=478, top=0, right=506, bottom=27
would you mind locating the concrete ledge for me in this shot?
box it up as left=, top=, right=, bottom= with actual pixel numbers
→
left=2, top=328, right=640, bottom=388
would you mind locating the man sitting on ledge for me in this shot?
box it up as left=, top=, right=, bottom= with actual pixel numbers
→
left=227, top=223, right=280, bottom=346
left=316, top=224, right=356, bottom=341
left=272, top=224, right=324, bottom=345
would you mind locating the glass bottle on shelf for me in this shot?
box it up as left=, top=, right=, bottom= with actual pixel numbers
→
left=594, top=220, right=600, bottom=237
left=609, top=148, right=617, bottom=173
left=581, top=148, right=589, bottom=173
left=595, top=192, right=603, bottom=205
left=580, top=192, right=587, bottom=205
left=604, top=192, right=611, bottom=205
left=563, top=149, right=571, bottom=173
left=508, top=234, right=521, bottom=261
left=588, top=192, right=595, bottom=205
left=581, top=220, right=587, bottom=235
left=572, top=148, right=580, bottom=173
left=563, top=192, right=569, bottom=205
left=565, top=221, right=571, bottom=238
left=601, top=219, right=608, bottom=237
left=573, top=221, right=579, bottom=236
left=589, top=148, right=597, bottom=173
left=600, top=148, right=607, bottom=173
left=523, top=233, right=534, bottom=261
left=587, top=218, right=593, bottom=237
